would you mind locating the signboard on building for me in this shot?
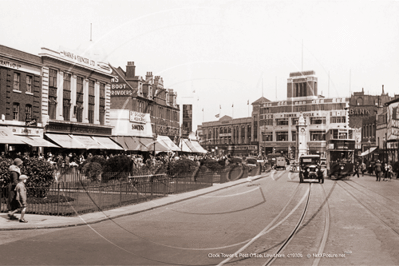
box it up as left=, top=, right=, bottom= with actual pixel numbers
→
left=0, top=57, right=41, bottom=76
left=354, top=128, right=361, bottom=149
left=109, top=109, right=153, bottom=137
left=387, top=101, right=399, bottom=140
left=110, top=75, right=134, bottom=96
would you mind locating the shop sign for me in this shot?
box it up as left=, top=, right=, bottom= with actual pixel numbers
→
left=9, top=126, right=42, bottom=136
left=129, top=111, right=146, bottom=124
left=0, top=58, right=41, bottom=75
left=110, top=75, right=134, bottom=96
left=131, top=123, right=144, bottom=131
left=349, top=108, right=371, bottom=116
left=227, top=145, right=257, bottom=150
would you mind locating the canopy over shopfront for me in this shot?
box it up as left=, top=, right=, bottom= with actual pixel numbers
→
left=46, top=134, right=122, bottom=150
left=180, top=139, right=192, bottom=153
left=92, top=137, right=123, bottom=150
left=20, top=136, right=60, bottom=148
left=139, top=138, right=170, bottom=153
left=180, top=139, right=207, bottom=154
left=157, top=136, right=180, bottom=152
left=111, top=136, right=142, bottom=151
left=0, top=128, right=25, bottom=144
left=359, top=147, right=377, bottom=157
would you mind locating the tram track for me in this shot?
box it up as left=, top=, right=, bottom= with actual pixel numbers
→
left=217, top=173, right=333, bottom=266
left=337, top=181, right=399, bottom=237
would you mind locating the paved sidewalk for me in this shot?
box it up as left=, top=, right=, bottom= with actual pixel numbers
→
left=0, top=171, right=270, bottom=231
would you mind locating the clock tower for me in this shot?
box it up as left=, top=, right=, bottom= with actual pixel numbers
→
left=296, top=113, right=308, bottom=159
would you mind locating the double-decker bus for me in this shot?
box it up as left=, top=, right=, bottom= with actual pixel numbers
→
left=325, top=127, right=356, bottom=179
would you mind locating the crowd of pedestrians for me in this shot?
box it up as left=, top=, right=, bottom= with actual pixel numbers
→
left=358, top=159, right=398, bottom=181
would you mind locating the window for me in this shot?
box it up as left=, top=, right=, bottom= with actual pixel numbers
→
left=77, top=76, right=84, bottom=94
left=276, top=131, right=288, bottom=141
left=262, top=132, right=273, bottom=141
left=292, top=118, right=298, bottom=125
left=76, top=104, right=83, bottom=123
left=26, top=76, right=32, bottom=93
left=63, top=99, right=70, bottom=121
left=356, top=98, right=363, bottom=106
left=331, top=116, right=346, bottom=123
left=63, top=73, right=71, bottom=91
left=88, top=80, right=95, bottom=124
left=310, top=131, right=325, bottom=141
left=49, top=97, right=57, bottom=120
left=99, top=83, right=105, bottom=125
left=49, top=69, right=57, bottom=88
left=265, top=119, right=273, bottom=126
left=13, top=73, right=20, bottom=91
left=292, top=131, right=297, bottom=141
left=276, top=118, right=289, bottom=126
left=25, top=105, right=32, bottom=121
left=310, top=117, right=326, bottom=125
left=13, top=103, right=19, bottom=120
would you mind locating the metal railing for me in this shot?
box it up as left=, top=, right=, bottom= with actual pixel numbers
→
left=0, top=171, right=213, bottom=216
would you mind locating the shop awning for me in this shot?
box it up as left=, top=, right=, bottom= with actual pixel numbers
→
left=180, top=139, right=194, bottom=153
left=20, top=136, right=60, bottom=148
left=157, top=136, right=180, bottom=152
left=92, top=137, right=123, bottom=150
left=359, top=147, right=377, bottom=157
left=190, top=140, right=207, bottom=154
left=139, top=138, right=169, bottom=152
left=70, top=135, right=104, bottom=149
left=0, top=128, right=25, bottom=144
left=111, top=136, right=142, bottom=151
left=45, top=134, right=85, bottom=149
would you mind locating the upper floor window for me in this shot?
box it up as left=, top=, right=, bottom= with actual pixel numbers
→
left=77, top=77, right=84, bottom=94
left=25, top=105, right=32, bottom=121
left=310, top=117, right=326, bottom=125
left=63, top=73, right=71, bottom=91
left=49, top=69, right=57, bottom=88
left=100, top=83, right=105, bottom=98
left=276, top=131, right=288, bottom=141
left=262, top=132, right=273, bottom=141
left=13, top=103, right=19, bottom=120
left=276, top=118, right=289, bottom=126
left=89, top=80, right=95, bottom=96
left=13, top=73, right=20, bottom=91
left=356, top=97, right=363, bottom=106
left=331, top=116, right=346, bottom=123
left=26, top=75, right=32, bottom=93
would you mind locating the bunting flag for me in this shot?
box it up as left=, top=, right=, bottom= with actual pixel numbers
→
left=215, top=114, right=220, bottom=118
left=232, top=104, right=234, bottom=107
left=247, top=100, right=249, bottom=105
left=220, top=105, right=221, bottom=109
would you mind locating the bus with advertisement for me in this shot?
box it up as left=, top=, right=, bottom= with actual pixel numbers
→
left=325, top=127, right=356, bottom=179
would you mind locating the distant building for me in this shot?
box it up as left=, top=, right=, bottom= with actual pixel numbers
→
left=256, top=70, right=349, bottom=159
left=199, top=115, right=255, bottom=156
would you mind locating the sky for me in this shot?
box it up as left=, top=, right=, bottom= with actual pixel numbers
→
left=1, top=0, right=399, bottom=131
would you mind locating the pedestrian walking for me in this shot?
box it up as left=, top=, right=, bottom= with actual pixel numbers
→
left=361, top=162, right=366, bottom=176
left=7, top=158, right=23, bottom=220
left=375, top=160, right=382, bottom=181
left=8, top=175, right=29, bottom=223
left=352, top=161, right=360, bottom=178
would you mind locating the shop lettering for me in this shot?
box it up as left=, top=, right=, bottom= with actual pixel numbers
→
left=111, top=84, right=127, bottom=89
left=60, top=50, right=95, bottom=66
left=129, top=111, right=146, bottom=123
left=0, top=60, right=21, bottom=70
left=111, top=90, right=132, bottom=96
left=349, top=109, right=370, bottom=116
left=131, top=124, right=144, bottom=131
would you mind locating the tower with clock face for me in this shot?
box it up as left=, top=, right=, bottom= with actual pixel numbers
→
left=296, top=113, right=308, bottom=159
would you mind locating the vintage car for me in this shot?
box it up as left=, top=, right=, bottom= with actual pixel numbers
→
left=275, top=156, right=287, bottom=170
left=299, top=155, right=324, bottom=183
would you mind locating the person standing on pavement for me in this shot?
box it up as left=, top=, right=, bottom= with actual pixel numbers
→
left=375, top=160, right=382, bottom=181
left=361, top=161, right=366, bottom=176
left=8, top=175, right=29, bottom=223
left=7, top=158, right=23, bottom=220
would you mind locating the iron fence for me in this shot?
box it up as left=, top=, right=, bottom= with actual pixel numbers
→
left=0, top=171, right=213, bottom=216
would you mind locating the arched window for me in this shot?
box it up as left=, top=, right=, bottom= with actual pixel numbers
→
left=356, top=97, right=363, bottom=106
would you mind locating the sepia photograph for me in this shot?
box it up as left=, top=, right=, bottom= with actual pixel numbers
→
left=0, top=0, right=399, bottom=265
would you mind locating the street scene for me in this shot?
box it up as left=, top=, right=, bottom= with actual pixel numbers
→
left=1, top=0, right=399, bottom=265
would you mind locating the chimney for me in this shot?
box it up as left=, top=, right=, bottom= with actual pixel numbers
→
left=382, top=84, right=384, bottom=95
left=146, top=72, right=153, bottom=81
left=126, top=61, right=135, bottom=79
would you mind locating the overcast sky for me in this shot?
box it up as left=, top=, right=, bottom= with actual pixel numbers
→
left=1, top=0, right=398, bottom=130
